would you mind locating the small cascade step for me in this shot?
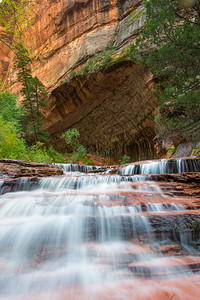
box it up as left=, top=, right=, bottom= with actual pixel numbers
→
left=128, top=256, right=200, bottom=278
left=55, top=163, right=100, bottom=173
left=118, top=158, right=200, bottom=175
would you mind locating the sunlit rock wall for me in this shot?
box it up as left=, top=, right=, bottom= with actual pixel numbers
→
left=0, top=0, right=158, bottom=160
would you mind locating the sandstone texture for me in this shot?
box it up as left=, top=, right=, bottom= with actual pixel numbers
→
left=0, top=158, right=63, bottom=179
left=0, top=27, right=11, bottom=80
left=48, top=62, right=156, bottom=159
left=1, top=0, right=158, bottom=160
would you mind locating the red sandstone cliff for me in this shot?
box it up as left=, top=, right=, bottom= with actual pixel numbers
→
left=0, top=0, right=157, bottom=160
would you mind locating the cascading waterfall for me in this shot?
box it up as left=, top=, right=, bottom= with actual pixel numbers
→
left=118, top=158, right=200, bottom=175
left=55, top=163, right=100, bottom=173
left=0, top=159, right=200, bottom=299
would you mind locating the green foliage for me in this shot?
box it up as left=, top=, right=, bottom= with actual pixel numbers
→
left=0, top=79, right=9, bottom=92
left=0, top=1, right=48, bottom=144
left=70, top=71, right=76, bottom=78
left=61, top=128, right=87, bottom=163
left=72, top=145, right=86, bottom=163
left=82, top=156, right=95, bottom=166
left=13, top=43, right=49, bottom=143
left=167, top=146, right=176, bottom=158
left=155, top=88, right=200, bottom=141
left=28, top=142, right=65, bottom=163
left=0, top=0, right=35, bottom=46
left=109, top=48, right=129, bottom=66
left=0, top=3, right=43, bottom=144
left=100, top=44, right=116, bottom=68
left=131, top=0, right=200, bottom=141
left=0, top=101, right=65, bottom=162
left=0, top=116, right=28, bottom=160
left=129, top=43, right=142, bottom=64
left=192, top=144, right=200, bottom=156
left=64, top=152, right=73, bottom=157
left=47, top=146, right=65, bottom=163
left=0, top=91, right=21, bottom=129
left=61, top=128, right=80, bottom=150
left=120, top=154, right=131, bottom=164
left=28, top=142, right=52, bottom=163
left=0, top=131, right=66, bottom=163
left=0, top=1, right=50, bottom=154
left=70, top=44, right=116, bottom=78
left=138, top=0, right=200, bottom=86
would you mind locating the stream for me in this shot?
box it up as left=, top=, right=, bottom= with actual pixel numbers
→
left=0, top=158, right=200, bottom=299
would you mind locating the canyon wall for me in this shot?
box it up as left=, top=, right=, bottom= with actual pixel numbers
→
left=1, top=0, right=158, bottom=160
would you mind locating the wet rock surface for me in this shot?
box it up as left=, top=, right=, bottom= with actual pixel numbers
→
left=0, top=157, right=200, bottom=299
left=0, top=158, right=63, bottom=179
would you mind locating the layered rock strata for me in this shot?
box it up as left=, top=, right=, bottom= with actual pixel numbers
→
left=1, top=0, right=157, bottom=159
left=48, top=62, right=156, bottom=159
left=0, top=158, right=63, bottom=179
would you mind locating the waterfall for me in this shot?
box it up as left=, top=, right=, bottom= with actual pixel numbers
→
left=0, top=160, right=200, bottom=299
left=55, top=163, right=100, bottom=173
left=118, top=158, right=200, bottom=175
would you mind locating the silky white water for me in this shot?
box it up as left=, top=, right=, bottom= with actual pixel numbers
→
left=0, top=163, right=199, bottom=299
left=118, top=158, right=200, bottom=175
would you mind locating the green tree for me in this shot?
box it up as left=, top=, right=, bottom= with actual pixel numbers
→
left=130, top=0, right=200, bottom=141
left=13, top=43, right=48, bottom=143
left=61, top=128, right=86, bottom=163
left=0, top=1, right=48, bottom=144
left=0, top=91, right=20, bottom=127
left=31, top=76, right=48, bottom=132
left=0, top=0, right=35, bottom=47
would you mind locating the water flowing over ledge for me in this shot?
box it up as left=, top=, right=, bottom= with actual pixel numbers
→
left=55, top=163, right=100, bottom=173
left=118, top=158, right=200, bottom=175
left=0, top=157, right=200, bottom=299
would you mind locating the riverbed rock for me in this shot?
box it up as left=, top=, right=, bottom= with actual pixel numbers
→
left=0, top=158, right=63, bottom=179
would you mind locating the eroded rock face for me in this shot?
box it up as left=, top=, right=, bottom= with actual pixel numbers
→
left=5, top=0, right=143, bottom=91
left=1, top=0, right=157, bottom=160
left=47, top=61, right=157, bottom=159
left=0, top=26, right=11, bottom=81
left=0, top=158, right=63, bottom=180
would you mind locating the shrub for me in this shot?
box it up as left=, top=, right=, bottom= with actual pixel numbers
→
left=47, top=146, right=65, bottom=163
left=192, top=145, right=200, bottom=157
left=61, top=128, right=80, bottom=150
left=73, top=44, right=116, bottom=78
left=0, top=116, right=65, bottom=163
left=28, top=142, right=52, bottom=163
left=71, top=145, right=86, bottom=163
left=61, top=128, right=86, bottom=163
left=0, top=91, right=21, bottom=131
left=82, top=156, right=95, bottom=166
left=0, top=117, right=28, bottom=160
left=120, top=155, right=130, bottom=164
left=167, top=146, right=176, bottom=158
left=70, top=70, right=76, bottom=78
